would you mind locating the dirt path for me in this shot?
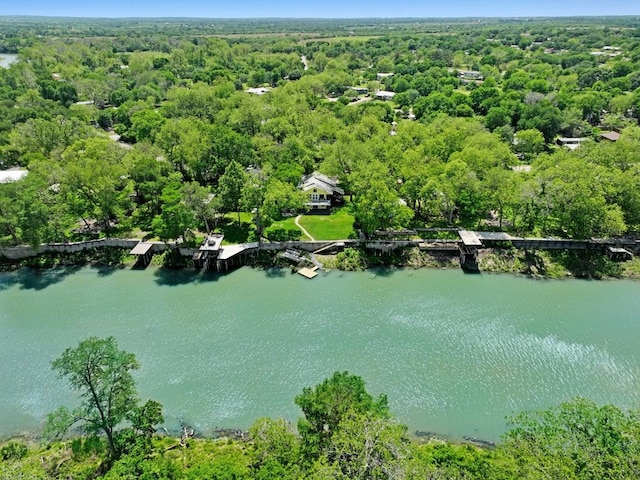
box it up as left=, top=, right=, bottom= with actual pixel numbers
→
left=295, top=215, right=315, bottom=241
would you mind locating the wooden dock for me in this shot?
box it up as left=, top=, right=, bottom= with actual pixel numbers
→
left=298, top=266, right=319, bottom=279
left=129, top=241, right=155, bottom=266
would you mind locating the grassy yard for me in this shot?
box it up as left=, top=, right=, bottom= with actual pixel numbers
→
left=269, top=216, right=309, bottom=240
left=215, top=213, right=254, bottom=244
left=212, top=208, right=355, bottom=243
left=297, top=206, right=355, bottom=241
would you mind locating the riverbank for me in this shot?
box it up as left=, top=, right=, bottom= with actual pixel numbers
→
left=0, top=430, right=501, bottom=479
left=316, top=246, right=640, bottom=280
left=2, top=243, right=640, bottom=279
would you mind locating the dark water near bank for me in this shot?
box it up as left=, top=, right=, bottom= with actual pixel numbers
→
left=1, top=266, right=639, bottom=441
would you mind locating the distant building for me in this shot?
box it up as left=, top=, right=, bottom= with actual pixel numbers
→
left=556, top=137, right=588, bottom=150
left=457, top=70, right=483, bottom=80
left=299, top=172, right=344, bottom=213
left=245, top=87, right=271, bottom=95
left=0, top=168, right=28, bottom=183
left=375, top=90, right=395, bottom=101
left=376, top=72, right=394, bottom=80
left=348, top=86, right=369, bottom=95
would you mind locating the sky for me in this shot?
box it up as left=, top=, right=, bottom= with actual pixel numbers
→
left=2, top=0, right=640, bottom=18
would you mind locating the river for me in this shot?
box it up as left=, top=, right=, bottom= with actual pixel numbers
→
left=1, top=266, right=639, bottom=441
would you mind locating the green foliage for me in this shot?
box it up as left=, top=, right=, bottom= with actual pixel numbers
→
left=334, top=247, right=369, bottom=270
left=503, top=398, right=640, bottom=479
left=295, top=371, right=389, bottom=460
left=218, top=161, right=247, bottom=223
left=263, top=226, right=301, bottom=241
left=0, top=441, right=28, bottom=461
left=47, top=337, right=162, bottom=462
left=151, top=174, right=197, bottom=242
left=249, top=418, right=301, bottom=479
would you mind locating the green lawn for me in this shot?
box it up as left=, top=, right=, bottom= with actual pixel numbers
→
left=297, top=207, right=355, bottom=241
left=269, top=216, right=310, bottom=240
left=213, top=208, right=355, bottom=243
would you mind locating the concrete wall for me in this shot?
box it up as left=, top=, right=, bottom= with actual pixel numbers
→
left=3, top=236, right=638, bottom=262
left=1, top=239, right=171, bottom=260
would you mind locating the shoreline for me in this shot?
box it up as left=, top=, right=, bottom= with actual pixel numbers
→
left=2, top=244, right=640, bottom=280
left=1, top=423, right=497, bottom=451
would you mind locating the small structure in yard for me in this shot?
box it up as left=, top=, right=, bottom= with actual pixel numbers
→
left=299, top=172, right=344, bottom=213
left=129, top=242, right=155, bottom=267
left=556, top=137, right=588, bottom=150
left=607, top=246, right=633, bottom=262
left=349, top=86, right=369, bottom=95
left=193, top=234, right=224, bottom=270
left=374, top=90, right=395, bottom=101
left=600, top=131, right=620, bottom=142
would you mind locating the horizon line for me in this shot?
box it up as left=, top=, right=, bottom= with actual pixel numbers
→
left=1, top=14, right=639, bottom=20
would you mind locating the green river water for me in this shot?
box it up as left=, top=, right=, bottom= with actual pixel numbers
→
left=1, top=265, right=639, bottom=441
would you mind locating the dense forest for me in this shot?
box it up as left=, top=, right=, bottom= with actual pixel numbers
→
left=1, top=16, right=640, bottom=250
left=2, top=337, right=640, bottom=480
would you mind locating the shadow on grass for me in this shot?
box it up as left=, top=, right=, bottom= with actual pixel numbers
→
left=0, top=266, right=82, bottom=291
left=215, top=219, right=253, bottom=245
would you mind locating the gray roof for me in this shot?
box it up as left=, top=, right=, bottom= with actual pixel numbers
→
left=600, top=131, right=620, bottom=141
left=300, top=172, right=344, bottom=195
left=130, top=242, right=154, bottom=255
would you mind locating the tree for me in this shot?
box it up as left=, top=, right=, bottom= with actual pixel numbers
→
left=484, top=106, right=511, bottom=131
left=249, top=418, right=301, bottom=480
left=502, top=398, right=640, bottom=480
left=518, top=100, right=563, bottom=143
left=514, top=128, right=545, bottom=161
left=350, top=161, right=414, bottom=236
left=182, top=181, right=216, bottom=234
left=129, top=109, right=166, bottom=143
left=328, top=411, right=410, bottom=480
left=217, top=160, right=247, bottom=224
left=46, top=337, right=149, bottom=461
left=152, top=173, right=196, bottom=242
left=295, top=371, right=389, bottom=460
left=242, top=171, right=306, bottom=244
left=61, top=137, right=132, bottom=232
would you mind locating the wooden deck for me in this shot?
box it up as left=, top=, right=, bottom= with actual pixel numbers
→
left=458, top=230, right=483, bottom=247
left=298, top=266, right=319, bottom=279
left=129, top=242, right=154, bottom=256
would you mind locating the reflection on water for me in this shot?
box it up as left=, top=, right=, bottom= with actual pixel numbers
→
left=0, top=266, right=639, bottom=441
